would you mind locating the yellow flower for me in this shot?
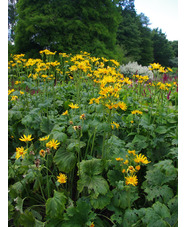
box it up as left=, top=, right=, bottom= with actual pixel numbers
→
left=69, top=103, right=79, bottom=109
left=122, top=169, right=126, bottom=173
left=131, top=110, right=143, bottom=115
left=20, top=91, right=24, bottom=95
left=90, top=222, right=95, bottom=227
left=127, top=166, right=136, bottom=174
left=11, top=96, right=18, bottom=101
left=124, top=160, right=129, bottom=165
left=57, top=173, right=67, bottom=184
left=135, top=165, right=141, bottom=171
left=125, top=175, right=138, bottom=186
left=115, top=157, right=123, bottom=161
left=46, top=139, right=60, bottom=150
left=15, top=81, right=21, bottom=85
left=19, top=134, right=34, bottom=142
left=80, top=114, right=86, bottom=120
left=8, top=89, right=15, bottom=95
left=89, top=98, right=95, bottom=104
left=130, top=121, right=134, bottom=124
left=39, top=135, right=49, bottom=141
left=167, top=67, right=173, bottom=72
left=15, top=147, right=27, bottom=159
left=128, top=150, right=136, bottom=155
left=62, top=110, right=68, bottom=115
left=39, top=149, right=46, bottom=157
left=134, top=154, right=150, bottom=164
left=118, top=101, right=127, bottom=111
left=111, top=122, right=120, bottom=130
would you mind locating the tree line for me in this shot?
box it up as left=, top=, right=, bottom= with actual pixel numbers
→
left=8, top=0, right=178, bottom=67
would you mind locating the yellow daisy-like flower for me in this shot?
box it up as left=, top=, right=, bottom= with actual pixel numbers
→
left=134, top=154, right=150, bottom=164
left=118, top=101, right=127, bottom=111
left=39, top=149, right=46, bottom=157
left=15, top=147, right=27, bottom=160
left=39, top=135, right=49, bottom=141
left=125, top=175, right=138, bottom=186
left=19, top=134, right=34, bottom=142
left=8, top=89, right=15, bottom=95
left=135, top=165, right=141, bottom=171
left=69, top=103, right=79, bottom=109
left=62, top=110, right=68, bottom=115
left=131, top=110, right=143, bottom=115
left=20, top=91, right=24, bottom=95
left=111, top=121, right=120, bottom=130
left=127, top=166, right=136, bottom=174
left=128, top=150, right=136, bottom=155
left=57, top=173, right=67, bottom=184
left=124, top=159, right=129, bottom=165
left=46, top=139, right=60, bottom=150
left=115, top=157, right=124, bottom=161
left=90, top=222, right=95, bottom=227
left=11, top=96, right=18, bottom=101
left=122, top=169, right=126, bottom=173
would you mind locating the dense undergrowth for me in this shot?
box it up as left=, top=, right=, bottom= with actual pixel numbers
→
left=8, top=50, right=178, bottom=227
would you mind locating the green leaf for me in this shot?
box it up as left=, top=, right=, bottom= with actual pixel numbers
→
left=63, top=198, right=96, bottom=227
left=15, top=197, right=26, bottom=214
left=35, top=219, right=46, bottom=227
left=90, top=191, right=113, bottom=209
left=40, top=117, right=54, bottom=134
left=112, top=187, right=139, bottom=210
left=132, top=134, right=148, bottom=150
left=122, top=209, right=139, bottom=227
left=152, top=202, right=171, bottom=219
left=19, top=210, right=35, bottom=227
left=67, top=140, right=86, bottom=152
left=155, top=126, right=168, bottom=134
left=144, top=185, right=174, bottom=203
left=46, top=190, right=67, bottom=218
left=107, top=169, right=123, bottom=187
left=52, top=131, right=68, bottom=143
left=54, top=147, right=76, bottom=173
left=79, top=158, right=104, bottom=176
left=78, top=175, right=109, bottom=196
left=11, top=181, right=24, bottom=194
left=138, top=202, right=171, bottom=227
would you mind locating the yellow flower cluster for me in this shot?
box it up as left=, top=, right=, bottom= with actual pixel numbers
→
left=39, top=49, right=57, bottom=55
left=133, top=74, right=149, bottom=83
left=149, top=63, right=173, bottom=73
left=111, top=121, right=120, bottom=130
left=131, top=110, right=143, bottom=115
left=115, top=150, right=150, bottom=186
left=156, top=82, right=172, bottom=91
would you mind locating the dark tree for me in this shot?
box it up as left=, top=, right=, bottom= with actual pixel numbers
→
left=14, top=0, right=121, bottom=58
left=137, top=13, right=154, bottom=65
left=152, top=28, right=174, bottom=66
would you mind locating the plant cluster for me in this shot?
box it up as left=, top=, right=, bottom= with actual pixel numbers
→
left=8, top=50, right=178, bottom=226
left=120, top=61, right=154, bottom=79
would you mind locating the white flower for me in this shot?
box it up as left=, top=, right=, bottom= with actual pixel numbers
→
left=120, top=62, right=153, bottom=79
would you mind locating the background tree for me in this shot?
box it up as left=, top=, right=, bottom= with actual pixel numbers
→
left=169, top=40, right=178, bottom=67
left=151, top=28, right=174, bottom=66
left=117, top=0, right=142, bottom=63
left=137, top=13, right=154, bottom=66
left=14, top=0, right=121, bottom=58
